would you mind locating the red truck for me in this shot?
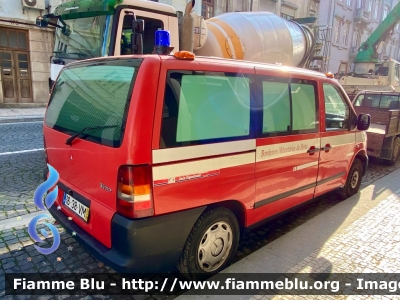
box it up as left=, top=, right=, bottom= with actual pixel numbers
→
left=353, top=91, right=400, bottom=165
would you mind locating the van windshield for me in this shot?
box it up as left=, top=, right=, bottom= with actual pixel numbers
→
left=45, top=58, right=142, bottom=147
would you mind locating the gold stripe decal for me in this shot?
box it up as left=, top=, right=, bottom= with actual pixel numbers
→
left=206, top=23, right=231, bottom=59
left=208, top=19, right=245, bottom=60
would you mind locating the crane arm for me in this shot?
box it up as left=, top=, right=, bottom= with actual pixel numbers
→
left=355, top=1, right=400, bottom=63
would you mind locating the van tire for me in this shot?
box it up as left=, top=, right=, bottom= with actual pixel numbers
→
left=339, top=158, right=363, bottom=200
left=178, top=207, right=240, bottom=280
left=384, top=137, right=400, bottom=166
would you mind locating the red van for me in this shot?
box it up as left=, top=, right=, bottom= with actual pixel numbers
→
left=43, top=53, right=370, bottom=277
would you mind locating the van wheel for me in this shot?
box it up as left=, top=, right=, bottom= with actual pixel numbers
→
left=384, top=137, right=400, bottom=166
left=339, top=158, right=363, bottom=200
left=178, top=207, right=240, bottom=280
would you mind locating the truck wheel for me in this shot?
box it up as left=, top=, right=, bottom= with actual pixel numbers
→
left=178, top=207, right=240, bottom=280
left=339, top=158, right=363, bottom=200
left=384, top=137, right=400, bottom=166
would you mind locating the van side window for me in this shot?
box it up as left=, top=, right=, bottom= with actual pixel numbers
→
left=291, top=81, right=318, bottom=131
left=261, top=77, right=318, bottom=136
left=262, top=81, right=290, bottom=134
left=160, top=71, right=252, bottom=148
left=323, top=83, right=350, bottom=130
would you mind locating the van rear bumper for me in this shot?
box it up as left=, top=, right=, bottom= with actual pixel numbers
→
left=48, top=205, right=205, bottom=273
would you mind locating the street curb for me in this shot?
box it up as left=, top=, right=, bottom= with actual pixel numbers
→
left=0, top=116, right=44, bottom=124
left=0, top=211, right=50, bottom=231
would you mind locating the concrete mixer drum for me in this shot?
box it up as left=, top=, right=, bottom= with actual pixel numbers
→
left=225, top=35, right=245, bottom=59
left=194, top=12, right=314, bottom=67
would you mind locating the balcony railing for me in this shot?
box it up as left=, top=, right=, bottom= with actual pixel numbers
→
left=354, top=8, right=370, bottom=24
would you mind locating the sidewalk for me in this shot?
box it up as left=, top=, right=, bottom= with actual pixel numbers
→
left=177, top=167, right=400, bottom=299
left=0, top=108, right=46, bottom=124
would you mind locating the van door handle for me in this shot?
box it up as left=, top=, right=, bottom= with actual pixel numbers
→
left=307, top=146, right=320, bottom=154
left=321, top=144, right=332, bottom=152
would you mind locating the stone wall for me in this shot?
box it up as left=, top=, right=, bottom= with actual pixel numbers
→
left=29, top=27, right=54, bottom=104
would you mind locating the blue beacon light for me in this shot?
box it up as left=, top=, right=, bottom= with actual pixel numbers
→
left=154, top=30, right=172, bottom=55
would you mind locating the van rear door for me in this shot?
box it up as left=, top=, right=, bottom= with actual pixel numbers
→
left=43, top=57, right=153, bottom=248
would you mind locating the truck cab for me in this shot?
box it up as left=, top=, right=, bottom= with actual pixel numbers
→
left=353, top=91, right=400, bottom=165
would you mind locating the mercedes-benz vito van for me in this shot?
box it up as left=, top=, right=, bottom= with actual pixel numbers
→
left=43, top=53, right=370, bottom=277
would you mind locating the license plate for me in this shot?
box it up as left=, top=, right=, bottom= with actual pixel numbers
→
left=63, top=193, right=90, bottom=222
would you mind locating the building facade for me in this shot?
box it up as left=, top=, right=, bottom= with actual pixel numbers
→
left=198, top=0, right=320, bottom=20
left=317, top=0, right=400, bottom=74
left=0, top=0, right=59, bottom=107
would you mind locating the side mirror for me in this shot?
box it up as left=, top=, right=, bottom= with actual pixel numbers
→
left=36, top=16, right=49, bottom=28
left=132, top=19, right=144, bottom=33
left=357, top=113, right=371, bottom=131
left=131, top=19, right=144, bottom=55
left=131, top=33, right=143, bottom=55
left=62, top=25, right=72, bottom=37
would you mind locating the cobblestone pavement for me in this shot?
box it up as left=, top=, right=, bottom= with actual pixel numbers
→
left=0, top=161, right=399, bottom=299
left=1, top=122, right=400, bottom=299
left=250, top=188, right=400, bottom=300
left=0, top=122, right=43, bottom=153
left=0, top=122, right=44, bottom=221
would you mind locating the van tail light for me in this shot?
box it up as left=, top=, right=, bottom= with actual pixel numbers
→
left=117, top=165, right=154, bottom=219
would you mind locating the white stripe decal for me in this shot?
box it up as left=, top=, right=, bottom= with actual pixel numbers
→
left=293, top=161, right=318, bottom=171
left=257, top=138, right=320, bottom=162
left=356, top=131, right=367, bottom=143
left=153, top=140, right=256, bottom=164
left=152, top=152, right=254, bottom=185
left=154, top=170, right=220, bottom=186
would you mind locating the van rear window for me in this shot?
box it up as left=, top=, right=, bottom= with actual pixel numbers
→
left=45, top=59, right=142, bottom=147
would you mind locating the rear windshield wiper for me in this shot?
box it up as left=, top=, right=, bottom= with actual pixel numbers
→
left=65, top=125, right=119, bottom=146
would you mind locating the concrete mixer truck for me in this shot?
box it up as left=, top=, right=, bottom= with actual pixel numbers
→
left=36, top=0, right=318, bottom=90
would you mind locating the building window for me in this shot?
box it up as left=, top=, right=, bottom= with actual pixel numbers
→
left=0, top=28, right=28, bottom=50
left=391, top=40, right=397, bottom=58
left=202, top=0, right=214, bottom=19
left=374, top=0, right=380, bottom=19
left=385, top=41, right=390, bottom=56
left=346, top=0, right=352, bottom=6
left=353, top=28, right=361, bottom=49
left=334, top=17, right=342, bottom=44
left=357, top=0, right=362, bottom=9
left=368, top=0, right=372, bottom=12
left=281, top=13, right=294, bottom=20
left=343, top=22, right=350, bottom=46
left=383, top=5, right=389, bottom=19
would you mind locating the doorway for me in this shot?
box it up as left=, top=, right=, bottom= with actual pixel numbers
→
left=0, top=27, right=32, bottom=103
